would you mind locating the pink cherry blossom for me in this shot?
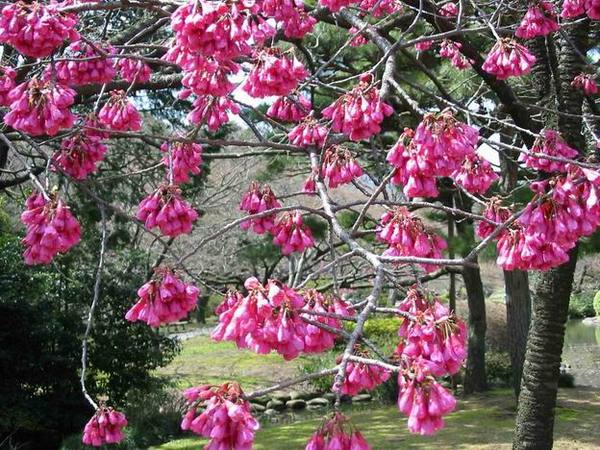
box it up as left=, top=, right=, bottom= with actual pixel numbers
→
left=20, top=192, right=81, bottom=265
left=53, top=41, right=117, bottom=86
left=571, top=73, right=598, bottom=96
left=319, top=0, right=360, bottom=13
left=337, top=350, right=390, bottom=395
left=181, top=382, right=258, bottom=450
left=179, top=59, right=237, bottom=98
left=82, top=407, right=127, bottom=447
left=302, top=171, right=318, bottom=194
left=515, top=1, right=560, bottom=39
left=561, top=0, right=586, bottom=17
left=118, top=58, right=152, bottom=83
left=321, top=145, right=363, bottom=188
left=0, top=66, right=16, bottom=106
left=0, top=1, right=79, bottom=58
left=282, top=9, right=317, bottom=38
left=452, top=153, right=498, bottom=194
left=415, top=39, right=434, bottom=52
left=187, top=95, right=240, bottom=131
left=439, top=2, right=458, bottom=17
left=349, top=27, right=369, bottom=47
left=243, top=50, right=309, bottom=98
left=4, top=78, right=76, bottom=136
left=160, top=140, right=203, bottom=184
left=52, top=132, right=108, bottom=180
left=518, top=129, right=578, bottom=172
left=288, top=117, right=328, bottom=148
left=322, top=73, right=393, bottom=141
left=482, top=39, right=536, bottom=79
left=98, top=90, right=142, bottom=131
left=239, top=182, right=281, bottom=234
left=267, top=94, right=312, bottom=122
left=476, top=197, right=511, bottom=239
left=136, top=185, right=198, bottom=237
left=306, top=412, right=371, bottom=450
left=272, top=211, right=315, bottom=255
left=358, top=0, right=402, bottom=16
left=125, top=267, right=199, bottom=327
left=439, top=40, right=471, bottom=69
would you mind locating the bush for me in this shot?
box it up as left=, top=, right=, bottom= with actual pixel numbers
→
left=297, top=353, right=336, bottom=392
left=594, top=291, right=600, bottom=317
left=569, top=293, right=596, bottom=318
left=485, top=351, right=513, bottom=387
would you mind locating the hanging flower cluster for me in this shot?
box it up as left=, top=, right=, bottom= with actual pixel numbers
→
left=0, top=1, right=79, bottom=58
left=187, top=95, right=240, bottom=130
left=336, top=349, right=391, bottom=395
left=349, top=28, right=369, bottom=47
left=452, top=153, right=498, bottom=194
left=439, top=2, right=458, bottom=17
left=4, top=78, right=76, bottom=136
left=482, top=39, right=536, bottom=79
left=212, top=277, right=353, bottom=360
left=571, top=73, right=598, bottom=96
left=243, top=50, right=309, bottom=98
left=319, top=0, right=360, bottom=13
left=82, top=407, right=128, bottom=447
left=439, top=40, right=471, bottom=69
left=518, top=129, right=579, bottom=172
left=53, top=41, right=116, bottom=86
left=239, top=182, right=282, bottom=234
left=515, top=1, right=560, bottom=39
left=288, top=117, right=328, bottom=148
left=21, top=192, right=81, bottom=265
left=561, top=0, right=600, bottom=19
left=98, top=90, right=142, bottom=131
left=125, top=267, right=199, bottom=327
left=160, top=140, right=203, bottom=184
left=322, top=73, right=393, bottom=141
left=395, top=288, right=466, bottom=434
left=358, top=0, right=402, bottom=16
left=52, top=132, right=108, bottom=180
left=415, top=39, right=434, bottom=52
left=118, top=58, right=152, bottom=83
left=267, top=94, right=312, bottom=122
left=180, top=59, right=238, bottom=97
left=181, top=382, right=259, bottom=450
left=136, top=185, right=198, bottom=237
left=272, top=211, right=315, bottom=255
left=321, top=145, right=363, bottom=188
left=261, top=0, right=316, bottom=38
left=476, top=197, right=511, bottom=239
left=377, top=206, right=448, bottom=272
left=306, top=412, right=371, bottom=450
left=0, top=66, right=16, bottom=106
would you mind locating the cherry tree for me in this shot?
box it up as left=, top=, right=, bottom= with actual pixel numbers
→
left=0, top=0, right=598, bottom=448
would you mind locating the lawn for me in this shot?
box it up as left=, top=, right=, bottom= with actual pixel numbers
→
left=152, top=387, right=600, bottom=449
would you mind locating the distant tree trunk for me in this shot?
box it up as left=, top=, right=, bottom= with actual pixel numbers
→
left=455, top=194, right=487, bottom=394
left=504, top=270, right=531, bottom=397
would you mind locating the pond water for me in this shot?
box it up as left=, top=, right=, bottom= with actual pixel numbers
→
left=562, top=319, right=600, bottom=388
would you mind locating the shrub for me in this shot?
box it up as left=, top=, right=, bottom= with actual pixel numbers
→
left=485, top=351, right=513, bottom=387
left=594, top=291, right=600, bottom=317
left=568, top=293, right=596, bottom=318
left=297, top=353, right=336, bottom=393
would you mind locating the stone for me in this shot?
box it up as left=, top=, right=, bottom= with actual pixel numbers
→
left=307, top=397, right=330, bottom=407
left=307, top=404, right=326, bottom=411
left=286, top=399, right=307, bottom=410
left=251, top=396, right=270, bottom=406
left=289, top=391, right=313, bottom=401
left=273, top=393, right=291, bottom=402
left=266, top=399, right=286, bottom=411
left=324, top=392, right=337, bottom=402
left=352, top=394, right=372, bottom=402
left=250, top=402, right=266, bottom=413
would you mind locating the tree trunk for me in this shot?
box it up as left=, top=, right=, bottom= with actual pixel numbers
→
left=513, top=250, right=577, bottom=449
left=503, top=270, right=531, bottom=398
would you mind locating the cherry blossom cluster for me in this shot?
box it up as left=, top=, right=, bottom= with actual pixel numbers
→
left=52, top=132, right=108, bottom=180
left=395, top=288, right=466, bottom=434
left=482, top=39, right=537, bottom=80
left=322, top=74, right=394, bottom=141
left=476, top=197, right=511, bottom=239
left=187, top=95, right=240, bottom=131
left=20, top=192, right=81, bottom=265
left=239, top=182, right=282, bottom=234
left=561, top=0, right=600, bottom=19
left=349, top=28, right=369, bottom=47
left=452, top=153, right=498, bottom=194
left=288, top=117, right=328, bottom=148
left=53, top=41, right=116, bottom=86
left=518, top=129, right=578, bottom=172
left=98, top=90, right=142, bottom=132
left=261, top=0, right=315, bottom=38
left=0, top=1, right=79, bottom=58
left=82, top=407, right=128, bottom=447
left=439, top=40, right=471, bottom=70
left=212, top=277, right=353, bottom=360
left=306, top=412, right=371, bottom=450
left=321, top=145, right=364, bottom=188
left=272, top=211, right=315, bottom=255
left=160, top=140, right=203, bottom=184
left=0, top=66, right=16, bottom=106
left=181, top=382, right=259, bottom=450
left=415, top=40, right=434, bottom=52
left=136, top=185, right=198, bottom=237
left=118, top=58, right=152, bottom=83
left=243, top=50, right=309, bottom=98
left=319, top=0, right=360, bottom=13
left=515, top=1, right=560, bottom=39
left=439, top=2, right=458, bottom=17
left=4, top=78, right=76, bottom=136
left=180, top=59, right=238, bottom=97
left=337, top=348, right=390, bottom=395
left=571, top=73, right=598, bottom=96
left=358, top=0, right=402, bottom=16
left=377, top=206, right=448, bottom=272
left=267, top=94, right=312, bottom=122
left=125, top=267, right=200, bottom=328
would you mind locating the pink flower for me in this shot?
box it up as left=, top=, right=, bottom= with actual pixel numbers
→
left=482, top=39, right=536, bottom=79
left=20, top=193, right=81, bottom=265
left=439, top=2, right=458, bottom=17
left=321, top=145, right=363, bottom=188
left=338, top=352, right=390, bottom=395
left=118, top=58, right=152, bottom=83
left=322, top=73, right=393, bottom=141
left=179, top=58, right=237, bottom=97
left=125, top=267, right=199, bottom=327
left=415, top=39, right=434, bottom=52
left=452, top=153, right=498, bottom=194
left=358, top=0, right=401, bottom=15
left=243, top=50, right=309, bottom=98
left=187, top=95, right=240, bottom=131
left=272, top=211, right=315, bottom=255
left=518, top=129, right=578, bottom=172
left=181, top=382, right=259, bottom=450
left=319, top=0, right=360, bottom=13
left=439, top=40, right=472, bottom=69
left=515, top=1, right=560, bottom=39
left=561, top=0, right=586, bottom=17
left=239, top=182, right=281, bottom=234
left=282, top=9, right=317, bottom=38
left=82, top=407, right=127, bottom=447
left=4, top=78, right=76, bottom=136
left=571, top=73, right=598, bottom=96
left=136, top=185, right=198, bottom=237
left=306, top=412, right=371, bottom=450
left=267, top=94, right=312, bottom=122
left=0, top=1, right=79, bottom=58
left=0, top=66, right=16, bottom=106
left=349, top=27, right=369, bottom=47
left=98, top=90, right=142, bottom=131
left=53, top=41, right=117, bottom=86
left=288, top=117, right=328, bottom=148
left=160, top=140, right=203, bottom=184
left=52, top=132, right=108, bottom=180
left=476, top=197, right=511, bottom=239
